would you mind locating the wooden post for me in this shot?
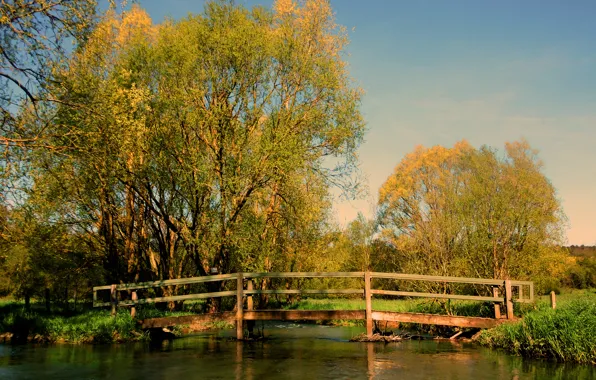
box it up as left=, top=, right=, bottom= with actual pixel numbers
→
left=529, top=282, right=534, bottom=303
left=246, top=279, right=254, bottom=337
left=504, top=280, right=514, bottom=319
left=110, top=284, right=117, bottom=317
left=492, top=286, right=501, bottom=319
left=365, top=271, right=373, bottom=337
left=237, top=273, right=244, bottom=340
left=518, top=285, right=524, bottom=301
left=550, top=291, right=556, bottom=309
left=131, top=291, right=138, bottom=318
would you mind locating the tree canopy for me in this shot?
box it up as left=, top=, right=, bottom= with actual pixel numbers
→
left=20, top=0, right=364, bottom=290
left=377, top=139, right=569, bottom=290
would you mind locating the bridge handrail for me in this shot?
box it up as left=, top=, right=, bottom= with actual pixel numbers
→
left=93, top=271, right=534, bottom=311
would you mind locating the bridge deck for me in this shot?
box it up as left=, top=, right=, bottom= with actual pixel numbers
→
left=140, top=310, right=504, bottom=330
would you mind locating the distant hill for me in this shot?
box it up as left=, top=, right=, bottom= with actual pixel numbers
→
left=566, top=245, right=596, bottom=258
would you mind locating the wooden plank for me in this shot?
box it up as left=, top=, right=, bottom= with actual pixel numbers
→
left=371, top=272, right=506, bottom=286
left=371, top=289, right=503, bottom=302
left=110, top=284, right=117, bottom=316
left=131, top=291, right=137, bottom=319
left=140, top=312, right=236, bottom=329
left=243, top=272, right=365, bottom=279
left=493, top=287, right=501, bottom=319
left=365, top=272, right=373, bottom=337
left=371, top=311, right=503, bottom=329
left=94, top=290, right=237, bottom=307
left=141, top=310, right=504, bottom=329
left=237, top=273, right=243, bottom=340
left=93, top=273, right=239, bottom=291
left=243, top=310, right=366, bottom=321
left=505, top=280, right=514, bottom=319
left=245, top=289, right=364, bottom=295
left=246, top=280, right=253, bottom=310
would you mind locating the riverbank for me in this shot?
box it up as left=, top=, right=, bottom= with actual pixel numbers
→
left=476, top=289, right=596, bottom=364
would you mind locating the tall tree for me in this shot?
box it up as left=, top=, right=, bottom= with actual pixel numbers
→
left=378, top=140, right=568, bottom=292
left=33, top=0, right=364, bottom=288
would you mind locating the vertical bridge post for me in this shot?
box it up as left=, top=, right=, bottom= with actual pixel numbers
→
left=110, top=284, right=117, bottom=317
left=246, top=279, right=254, bottom=336
left=492, top=286, right=501, bottom=319
left=131, top=291, right=138, bottom=318
left=504, top=280, right=514, bottom=319
left=237, top=272, right=244, bottom=340
left=365, top=271, right=373, bottom=337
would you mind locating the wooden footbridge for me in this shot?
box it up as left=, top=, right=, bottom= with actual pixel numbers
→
left=93, top=272, right=533, bottom=339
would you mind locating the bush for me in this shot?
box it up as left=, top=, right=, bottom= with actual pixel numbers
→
left=477, top=298, right=596, bottom=364
left=564, top=258, right=596, bottom=289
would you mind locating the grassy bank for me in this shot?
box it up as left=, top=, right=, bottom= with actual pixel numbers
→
left=477, top=290, right=596, bottom=364
left=0, top=300, right=196, bottom=344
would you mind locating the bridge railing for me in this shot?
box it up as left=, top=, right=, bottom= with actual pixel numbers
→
left=93, top=271, right=533, bottom=336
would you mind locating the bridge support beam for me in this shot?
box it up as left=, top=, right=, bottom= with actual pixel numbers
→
left=365, top=271, right=373, bottom=337
left=505, top=280, right=514, bottom=319
left=236, top=273, right=244, bottom=340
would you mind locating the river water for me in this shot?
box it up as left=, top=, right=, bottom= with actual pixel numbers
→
left=0, top=324, right=594, bottom=379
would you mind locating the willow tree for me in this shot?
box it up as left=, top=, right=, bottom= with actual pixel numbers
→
left=377, top=140, right=568, bottom=292
left=37, top=0, right=364, bottom=284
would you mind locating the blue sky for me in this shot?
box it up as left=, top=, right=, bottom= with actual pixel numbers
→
left=135, top=0, right=596, bottom=245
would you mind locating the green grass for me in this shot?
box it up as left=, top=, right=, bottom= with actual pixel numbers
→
left=0, top=301, right=200, bottom=344
left=477, top=289, right=596, bottom=364
left=286, top=297, right=496, bottom=316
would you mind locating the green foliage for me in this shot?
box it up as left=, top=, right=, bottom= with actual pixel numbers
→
left=564, top=257, right=596, bottom=289
left=478, top=295, right=596, bottom=364
left=0, top=302, right=148, bottom=343
left=377, top=140, right=568, bottom=293
left=11, top=0, right=364, bottom=294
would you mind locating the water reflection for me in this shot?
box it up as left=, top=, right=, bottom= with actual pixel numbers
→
left=0, top=325, right=594, bottom=380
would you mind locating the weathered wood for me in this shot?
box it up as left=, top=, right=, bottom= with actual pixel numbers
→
left=550, top=291, right=556, bottom=309
left=243, top=272, right=365, bottom=279
left=110, top=284, right=117, bottom=316
left=94, top=290, right=238, bottom=307
left=93, top=273, right=240, bottom=291
left=505, top=280, right=514, bottom=319
left=94, top=272, right=531, bottom=292
left=141, top=310, right=505, bottom=329
left=237, top=273, right=243, bottom=340
left=131, top=291, right=138, bottom=319
left=365, top=271, right=373, bottom=337
left=518, top=284, right=524, bottom=301
left=371, top=311, right=504, bottom=329
left=371, top=289, right=503, bottom=303
left=529, top=282, right=534, bottom=302
left=243, top=310, right=366, bottom=321
left=372, top=272, right=507, bottom=286
left=492, top=287, right=501, bottom=319
left=246, top=280, right=253, bottom=310
left=245, top=289, right=363, bottom=295
left=246, top=280, right=254, bottom=336
left=140, top=312, right=236, bottom=329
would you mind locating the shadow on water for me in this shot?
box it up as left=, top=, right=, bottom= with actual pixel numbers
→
left=0, top=324, right=594, bottom=379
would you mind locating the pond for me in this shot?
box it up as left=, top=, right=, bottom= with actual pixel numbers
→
left=1, top=324, right=594, bottom=379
